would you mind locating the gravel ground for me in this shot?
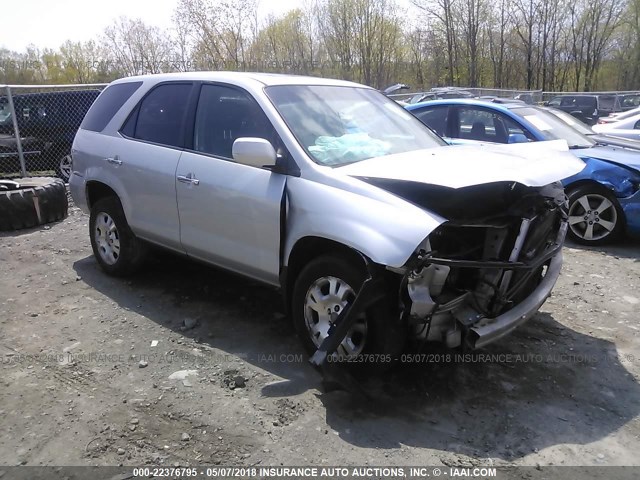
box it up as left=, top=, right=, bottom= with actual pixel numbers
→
left=1, top=203, right=639, bottom=471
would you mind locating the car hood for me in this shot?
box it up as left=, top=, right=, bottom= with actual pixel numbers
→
left=337, top=140, right=585, bottom=189
left=576, top=144, right=640, bottom=172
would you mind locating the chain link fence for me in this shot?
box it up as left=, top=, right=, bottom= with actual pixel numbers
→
left=1, top=84, right=107, bottom=181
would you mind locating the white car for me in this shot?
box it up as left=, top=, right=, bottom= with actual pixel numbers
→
left=593, top=112, right=640, bottom=140
left=598, top=107, right=640, bottom=124
left=69, top=72, right=584, bottom=363
left=597, top=106, right=640, bottom=124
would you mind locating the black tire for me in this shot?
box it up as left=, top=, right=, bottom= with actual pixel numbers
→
left=0, top=177, right=68, bottom=231
left=89, top=196, right=147, bottom=276
left=566, top=184, right=624, bottom=245
left=291, top=254, right=406, bottom=364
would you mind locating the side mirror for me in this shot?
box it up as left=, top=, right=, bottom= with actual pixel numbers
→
left=508, top=133, right=528, bottom=144
left=232, top=137, right=277, bottom=169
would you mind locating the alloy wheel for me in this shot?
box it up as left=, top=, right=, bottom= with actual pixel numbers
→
left=568, top=193, right=618, bottom=242
left=303, top=275, right=367, bottom=358
left=94, top=212, right=121, bottom=265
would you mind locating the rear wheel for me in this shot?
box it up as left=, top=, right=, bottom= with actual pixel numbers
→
left=89, top=196, right=147, bottom=276
left=566, top=184, right=623, bottom=245
left=292, top=255, right=405, bottom=365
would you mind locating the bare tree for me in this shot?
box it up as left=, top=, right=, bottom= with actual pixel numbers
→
left=412, top=0, right=461, bottom=85
left=570, top=0, right=624, bottom=91
left=175, top=0, right=258, bottom=70
left=102, top=17, right=174, bottom=76
left=486, top=0, right=509, bottom=87
left=252, top=9, right=317, bottom=73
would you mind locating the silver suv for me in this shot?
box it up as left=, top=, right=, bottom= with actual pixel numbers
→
left=70, top=72, right=584, bottom=363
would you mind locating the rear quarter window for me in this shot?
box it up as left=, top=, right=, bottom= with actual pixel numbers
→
left=80, top=82, right=143, bottom=132
left=597, top=96, right=617, bottom=110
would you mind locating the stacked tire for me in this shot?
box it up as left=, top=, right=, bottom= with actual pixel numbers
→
left=0, top=177, right=68, bottom=231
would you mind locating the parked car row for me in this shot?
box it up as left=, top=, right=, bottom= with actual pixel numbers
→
left=543, top=93, right=640, bottom=125
left=400, top=90, right=640, bottom=126
left=0, top=89, right=100, bottom=181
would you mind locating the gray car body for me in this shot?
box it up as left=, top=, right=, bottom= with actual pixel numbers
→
left=70, top=72, right=585, bottom=348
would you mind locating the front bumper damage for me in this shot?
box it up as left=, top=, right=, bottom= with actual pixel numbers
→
left=403, top=205, right=568, bottom=350
left=468, top=246, right=562, bottom=348
left=310, top=216, right=567, bottom=378
left=308, top=182, right=569, bottom=384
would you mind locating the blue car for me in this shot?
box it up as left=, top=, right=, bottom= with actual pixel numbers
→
left=406, top=99, right=640, bottom=246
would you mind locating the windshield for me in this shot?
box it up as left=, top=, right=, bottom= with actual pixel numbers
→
left=265, top=85, right=445, bottom=166
left=511, top=106, right=595, bottom=148
left=544, top=108, right=594, bottom=135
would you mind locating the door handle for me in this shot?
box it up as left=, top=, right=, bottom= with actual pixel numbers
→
left=105, top=156, right=122, bottom=166
left=177, top=174, right=200, bottom=186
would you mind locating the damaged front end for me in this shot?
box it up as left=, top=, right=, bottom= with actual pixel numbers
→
left=398, top=181, right=567, bottom=349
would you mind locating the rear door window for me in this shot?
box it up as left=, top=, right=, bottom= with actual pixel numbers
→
left=456, top=108, right=496, bottom=142
left=575, top=96, right=597, bottom=108
left=455, top=107, right=529, bottom=143
left=130, top=83, right=193, bottom=148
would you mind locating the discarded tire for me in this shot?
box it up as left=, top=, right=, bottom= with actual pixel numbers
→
left=0, top=177, right=68, bottom=231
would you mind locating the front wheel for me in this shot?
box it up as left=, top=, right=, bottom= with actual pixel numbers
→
left=291, top=255, right=405, bottom=364
left=566, top=185, right=623, bottom=245
left=89, top=197, right=147, bottom=276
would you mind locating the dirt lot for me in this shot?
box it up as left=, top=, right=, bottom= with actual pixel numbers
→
left=1, top=200, right=640, bottom=471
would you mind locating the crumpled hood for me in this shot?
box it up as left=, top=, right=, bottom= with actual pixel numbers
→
left=577, top=145, right=640, bottom=172
left=337, top=140, right=586, bottom=189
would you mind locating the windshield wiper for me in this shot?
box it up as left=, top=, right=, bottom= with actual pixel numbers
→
left=568, top=145, right=591, bottom=149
